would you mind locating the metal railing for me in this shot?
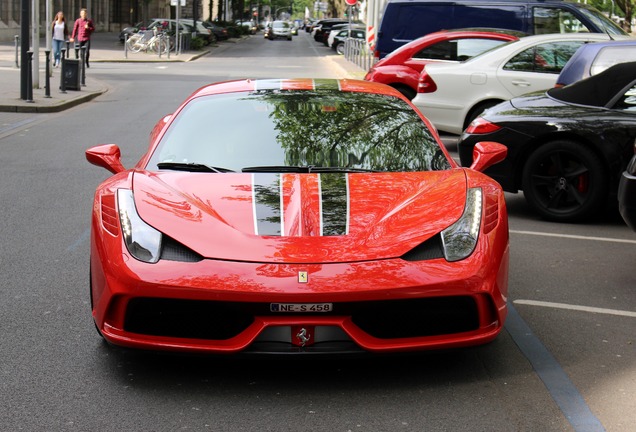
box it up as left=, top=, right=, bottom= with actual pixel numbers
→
left=344, top=38, right=375, bottom=72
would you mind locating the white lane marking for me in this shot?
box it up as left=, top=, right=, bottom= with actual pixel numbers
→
left=514, top=300, right=636, bottom=318
left=510, top=229, right=636, bottom=245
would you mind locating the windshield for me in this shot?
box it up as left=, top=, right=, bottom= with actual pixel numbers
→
left=579, top=6, right=628, bottom=36
left=147, top=89, right=450, bottom=173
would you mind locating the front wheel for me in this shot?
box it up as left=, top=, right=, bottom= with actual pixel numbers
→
left=126, top=35, right=143, bottom=53
left=336, top=42, right=345, bottom=55
left=522, top=140, right=607, bottom=222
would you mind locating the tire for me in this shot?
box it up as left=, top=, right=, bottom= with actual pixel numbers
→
left=336, top=42, right=345, bottom=55
left=463, top=101, right=499, bottom=131
left=521, top=140, right=607, bottom=222
left=391, top=85, right=416, bottom=101
left=126, top=35, right=143, bottom=53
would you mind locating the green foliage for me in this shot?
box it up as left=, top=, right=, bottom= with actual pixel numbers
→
left=190, top=36, right=206, bottom=50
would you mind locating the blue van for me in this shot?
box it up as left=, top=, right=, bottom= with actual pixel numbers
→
left=375, top=0, right=628, bottom=58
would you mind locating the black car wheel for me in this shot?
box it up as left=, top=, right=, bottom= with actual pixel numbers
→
left=391, top=84, right=416, bottom=101
left=336, top=42, right=346, bottom=55
left=522, top=140, right=607, bottom=222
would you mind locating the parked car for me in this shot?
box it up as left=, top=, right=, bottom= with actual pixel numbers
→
left=376, top=0, right=628, bottom=58
left=85, top=78, right=509, bottom=354
left=118, top=20, right=155, bottom=42
left=327, top=24, right=365, bottom=48
left=331, top=28, right=366, bottom=55
left=619, top=154, right=636, bottom=231
left=457, top=62, right=636, bottom=222
left=268, top=20, right=292, bottom=40
left=556, top=39, right=636, bottom=87
left=411, top=32, right=623, bottom=135
left=312, top=18, right=349, bottom=42
left=201, top=21, right=229, bottom=41
left=364, top=29, right=522, bottom=100
left=319, top=20, right=364, bottom=45
left=179, top=19, right=215, bottom=45
left=235, top=20, right=258, bottom=35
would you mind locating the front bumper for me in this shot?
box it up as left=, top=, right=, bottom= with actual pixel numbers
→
left=90, top=232, right=509, bottom=354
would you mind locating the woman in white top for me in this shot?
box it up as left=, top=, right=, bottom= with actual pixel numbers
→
left=51, top=11, right=68, bottom=67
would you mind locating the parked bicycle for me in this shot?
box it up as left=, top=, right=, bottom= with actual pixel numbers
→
left=126, top=28, right=171, bottom=54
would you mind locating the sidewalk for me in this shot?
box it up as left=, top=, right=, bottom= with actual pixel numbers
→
left=0, top=31, right=367, bottom=113
left=0, top=31, right=216, bottom=113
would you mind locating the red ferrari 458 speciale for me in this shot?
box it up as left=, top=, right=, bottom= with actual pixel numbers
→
left=86, top=78, right=509, bottom=354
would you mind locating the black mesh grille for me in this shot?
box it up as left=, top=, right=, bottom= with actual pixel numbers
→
left=125, top=298, right=254, bottom=340
left=350, top=297, right=479, bottom=339
left=160, top=236, right=203, bottom=262
left=123, top=296, right=479, bottom=341
left=401, top=234, right=445, bottom=261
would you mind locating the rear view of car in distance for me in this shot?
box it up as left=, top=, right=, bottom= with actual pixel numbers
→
left=364, top=29, right=521, bottom=100
left=556, top=39, right=636, bottom=87
left=375, top=0, right=627, bottom=58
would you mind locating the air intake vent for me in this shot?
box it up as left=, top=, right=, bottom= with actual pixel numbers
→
left=161, top=236, right=204, bottom=262
left=401, top=234, right=445, bottom=261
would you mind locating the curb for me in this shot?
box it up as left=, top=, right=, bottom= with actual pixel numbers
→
left=0, top=87, right=108, bottom=113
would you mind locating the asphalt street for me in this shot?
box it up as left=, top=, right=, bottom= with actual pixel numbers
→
left=0, top=30, right=634, bottom=431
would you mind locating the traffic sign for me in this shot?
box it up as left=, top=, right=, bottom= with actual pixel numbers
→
left=345, top=0, right=356, bottom=5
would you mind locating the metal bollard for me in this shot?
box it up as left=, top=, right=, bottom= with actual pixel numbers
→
left=26, top=51, right=34, bottom=102
left=75, top=43, right=79, bottom=59
left=45, top=50, right=51, bottom=98
left=60, top=49, right=67, bottom=93
left=14, top=35, right=19, bottom=68
left=124, top=34, right=128, bottom=59
left=66, top=41, right=70, bottom=58
left=80, top=46, right=86, bottom=87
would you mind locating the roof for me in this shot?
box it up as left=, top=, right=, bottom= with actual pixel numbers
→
left=190, top=79, right=404, bottom=99
left=547, top=61, right=636, bottom=107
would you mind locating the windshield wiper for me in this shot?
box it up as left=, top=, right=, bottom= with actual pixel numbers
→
left=310, top=166, right=379, bottom=173
left=242, top=165, right=312, bottom=173
left=242, top=165, right=379, bottom=173
left=157, top=162, right=235, bottom=173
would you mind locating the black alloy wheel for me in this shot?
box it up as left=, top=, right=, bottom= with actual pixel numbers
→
left=522, top=140, right=607, bottom=222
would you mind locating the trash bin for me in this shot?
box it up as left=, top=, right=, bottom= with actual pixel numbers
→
left=62, top=59, right=81, bottom=90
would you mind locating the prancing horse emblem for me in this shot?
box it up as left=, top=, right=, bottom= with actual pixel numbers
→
left=296, top=328, right=310, bottom=346
left=298, top=271, right=308, bottom=283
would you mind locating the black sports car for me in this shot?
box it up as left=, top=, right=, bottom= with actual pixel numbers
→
left=458, top=62, right=636, bottom=222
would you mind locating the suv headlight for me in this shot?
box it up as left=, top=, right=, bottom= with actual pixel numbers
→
left=441, top=188, right=482, bottom=262
left=118, top=189, right=162, bottom=263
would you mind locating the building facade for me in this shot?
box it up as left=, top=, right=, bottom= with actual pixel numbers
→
left=0, top=0, right=215, bottom=41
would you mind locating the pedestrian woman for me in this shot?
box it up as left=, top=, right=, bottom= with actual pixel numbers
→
left=51, top=11, right=68, bottom=67
left=70, top=8, right=94, bottom=68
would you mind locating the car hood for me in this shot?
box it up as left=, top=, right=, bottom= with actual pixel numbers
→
left=131, top=170, right=468, bottom=263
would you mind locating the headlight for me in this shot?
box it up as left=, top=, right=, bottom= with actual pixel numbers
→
left=118, top=189, right=162, bottom=263
left=441, top=188, right=482, bottom=262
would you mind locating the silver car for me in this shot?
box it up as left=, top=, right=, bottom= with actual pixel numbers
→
left=268, top=21, right=292, bottom=41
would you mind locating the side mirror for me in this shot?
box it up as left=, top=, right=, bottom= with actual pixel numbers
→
left=470, top=141, right=507, bottom=172
left=86, top=144, right=126, bottom=174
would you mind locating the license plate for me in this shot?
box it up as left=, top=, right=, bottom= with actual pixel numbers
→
left=270, top=303, right=333, bottom=313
